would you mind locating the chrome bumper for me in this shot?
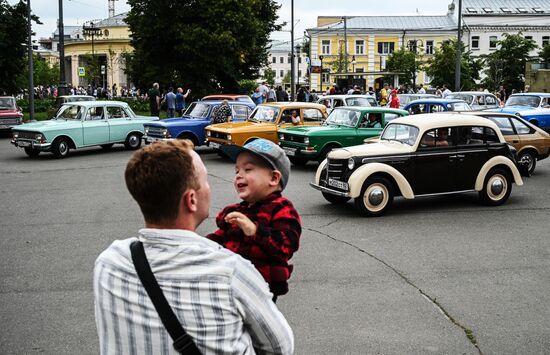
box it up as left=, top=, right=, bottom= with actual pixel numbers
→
left=309, top=182, right=350, bottom=197
left=11, top=140, right=51, bottom=151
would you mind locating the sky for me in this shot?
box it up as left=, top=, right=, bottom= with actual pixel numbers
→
left=11, top=0, right=452, bottom=42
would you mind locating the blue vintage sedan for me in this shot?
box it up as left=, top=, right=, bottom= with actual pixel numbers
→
left=142, top=100, right=255, bottom=146
left=11, top=101, right=157, bottom=158
left=489, top=93, right=550, bottom=133
left=404, top=98, right=472, bottom=114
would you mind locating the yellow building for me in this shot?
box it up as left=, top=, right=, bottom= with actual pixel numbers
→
left=62, top=13, right=132, bottom=90
left=307, top=13, right=458, bottom=91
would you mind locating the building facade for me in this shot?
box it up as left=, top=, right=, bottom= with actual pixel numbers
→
left=264, top=41, right=308, bottom=88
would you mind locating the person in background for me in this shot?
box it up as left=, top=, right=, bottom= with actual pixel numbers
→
left=267, top=84, right=277, bottom=102
left=252, top=87, right=263, bottom=105
left=442, top=84, right=452, bottom=98
left=212, top=100, right=233, bottom=123
left=164, top=87, right=176, bottom=118
left=276, top=85, right=289, bottom=102
left=379, top=83, right=389, bottom=106
left=145, top=82, right=161, bottom=117
left=417, top=84, right=426, bottom=94
left=389, top=89, right=400, bottom=108
left=175, top=87, right=191, bottom=116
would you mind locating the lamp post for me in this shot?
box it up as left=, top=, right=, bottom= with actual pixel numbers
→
left=57, top=0, right=68, bottom=96
left=26, top=0, right=34, bottom=120
left=290, top=0, right=295, bottom=101
left=319, top=55, right=324, bottom=92
left=295, top=44, right=301, bottom=90
left=82, top=21, right=101, bottom=89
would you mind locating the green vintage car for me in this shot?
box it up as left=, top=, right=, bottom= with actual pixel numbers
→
left=11, top=101, right=157, bottom=158
left=278, top=107, right=408, bottom=165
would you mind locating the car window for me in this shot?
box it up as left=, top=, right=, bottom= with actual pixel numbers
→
left=419, top=127, right=455, bottom=148
left=484, top=127, right=500, bottom=143
left=231, top=105, right=249, bottom=120
left=485, top=95, right=496, bottom=105
left=303, top=108, right=324, bottom=122
left=333, top=99, right=344, bottom=108
left=510, top=117, right=532, bottom=135
left=505, top=95, right=541, bottom=108
left=487, top=116, right=514, bottom=135
left=85, top=106, right=105, bottom=120
left=325, top=109, right=359, bottom=127
left=345, top=97, right=371, bottom=107
left=183, top=102, right=210, bottom=118
left=106, top=106, right=128, bottom=119
left=0, top=97, right=16, bottom=109
left=457, top=126, right=485, bottom=146
left=432, top=104, right=445, bottom=112
left=367, top=97, right=377, bottom=106
left=450, top=102, right=471, bottom=111
left=384, top=113, right=400, bottom=123
left=381, top=123, right=418, bottom=145
left=249, top=106, right=279, bottom=122
left=408, top=104, right=425, bottom=115
left=56, top=105, right=82, bottom=120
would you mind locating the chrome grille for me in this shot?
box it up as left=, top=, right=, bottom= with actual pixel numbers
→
left=281, top=133, right=306, bottom=143
left=0, top=117, right=21, bottom=125
left=145, top=126, right=166, bottom=137
left=210, top=131, right=227, bottom=140
left=326, top=159, right=347, bottom=181
left=14, top=131, right=37, bottom=139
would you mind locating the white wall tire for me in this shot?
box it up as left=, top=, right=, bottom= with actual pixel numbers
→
left=354, top=176, right=394, bottom=216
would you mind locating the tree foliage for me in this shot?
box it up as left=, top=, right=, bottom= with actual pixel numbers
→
left=328, top=41, right=350, bottom=73
left=481, top=33, right=537, bottom=91
left=0, top=0, right=40, bottom=94
left=538, top=44, right=550, bottom=65
left=125, top=0, right=281, bottom=95
left=263, top=68, right=275, bottom=86
left=386, top=48, right=417, bottom=85
left=16, top=55, right=59, bottom=88
left=424, top=39, right=480, bottom=90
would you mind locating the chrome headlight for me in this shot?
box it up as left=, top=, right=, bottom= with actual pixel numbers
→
left=35, top=133, right=45, bottom=142
left=347, top=158, right=355, bottom=170
left=304, top=137, right=309, bottom=145
left=12, top=132, right=19, bottom=139
left=279, top=133, right=284, bottom=140
left=162, top=129, right=171, bottom=138
left=227, top=134, right=232, bottom=141
left=206, top=130, right=211, bottom=137
left=144, top=127, right=149, bottom=134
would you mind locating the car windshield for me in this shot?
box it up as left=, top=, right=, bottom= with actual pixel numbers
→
left=505, top=95, right=541, bottom=108
left=56, top=105, right=82, bottom=120
left=248, top=106, right=280, bottom=122
left=397, top=95, right=419, bottom=106
left=183, top=102, right=210, bottom=118
left=380, top=123, right=419, bottom=145
left=324, top=109, right=360, bottom=127
left=0, top=97, right=16, bottom=109
left=447, top=94, right=474, bottom=104
left=345, top=97, right=371, bottom=107
left=450, top=102, right=472, bottom=111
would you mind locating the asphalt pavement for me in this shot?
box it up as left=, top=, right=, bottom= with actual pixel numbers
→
left=0, top=137, right=549, bottom=354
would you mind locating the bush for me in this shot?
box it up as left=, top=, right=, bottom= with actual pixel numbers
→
left=115, top=97, right=150, bottom=112
left=17, top=98, right=55, bottom=113
left=238, top=79, right=257, bottom=95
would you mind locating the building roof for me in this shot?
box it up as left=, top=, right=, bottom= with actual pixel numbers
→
left=309, top=15, right=457, bottom=32
left=461, top=0, right=550, bottom=15
left=269, top=40, right=292, bottom=52
left=94, top=12, right=128, bottom=27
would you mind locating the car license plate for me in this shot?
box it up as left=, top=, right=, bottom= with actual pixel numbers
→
left=283, top=147, right=296, bottom=156
left=328, top=178, right=348, bottom=190
left=18, top=141, right=31, bottom=147
left=210, top=142, right=220, bottom=149
left=146, top=137, right=161, bottom=143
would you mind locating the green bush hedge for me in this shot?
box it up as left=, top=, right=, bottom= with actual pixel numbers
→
left=17, top=98, right=55, bottom=113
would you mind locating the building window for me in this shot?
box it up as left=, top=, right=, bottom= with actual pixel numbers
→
left=407, top=40, right=417, bottom=53
left=280, top=70, right=284, bottom=77
left=272, top=57, right=276, bottom=64
left=543, top=36, right=550, bottom=47
left=525, top=36, right=533, bottom=41
left=482, top=7, right=493, bottom=13
left=517, top=8, right=528, bottom=13
left=280, top=57, right=284, bottom=63
left=288, top=56, right=291, bottom=63
left=321, top=40, right=330, bottom=55
left=355, top=40, right=364, bottom=54
left=322, top=73, right=329, bottom=83
left=489, top=36, right=498, bottom=49
left=298, top=56, right=302, bottom=64
left=378, top=42, right=395, bottom=54
left=425, top=40, right=434, bottom=54
left=472, top=36, right=479, bottom=49
left=298, top=70, right=302, bottom=77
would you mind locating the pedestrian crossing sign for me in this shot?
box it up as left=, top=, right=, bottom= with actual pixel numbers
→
left=78, top=67, right=85, bottom=77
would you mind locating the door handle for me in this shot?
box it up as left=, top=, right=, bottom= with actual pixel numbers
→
left=512, top=140, right=519, bottom=143
left=448, top=154, right=457, bottom=161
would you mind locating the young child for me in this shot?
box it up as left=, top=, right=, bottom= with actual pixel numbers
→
left=207, top=139, right=301, bottom=302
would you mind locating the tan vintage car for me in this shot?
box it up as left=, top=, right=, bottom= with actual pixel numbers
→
left=205, top=102, right=327, bottom=148
left=463, top=112, right=550, bottom=175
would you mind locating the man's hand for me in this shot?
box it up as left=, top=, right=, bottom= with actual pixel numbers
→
left=225, top=212, right=256, bottom=236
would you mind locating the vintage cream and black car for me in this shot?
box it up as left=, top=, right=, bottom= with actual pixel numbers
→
left=310, top=114, right=526, bottom=216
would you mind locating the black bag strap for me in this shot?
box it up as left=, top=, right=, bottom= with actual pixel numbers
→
left=130, top=241, right=202, bottom=355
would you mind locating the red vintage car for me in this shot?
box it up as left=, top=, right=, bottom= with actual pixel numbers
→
left=0, top=96, right=23, bottom=131
left=202, top=94, right=255, bottom=106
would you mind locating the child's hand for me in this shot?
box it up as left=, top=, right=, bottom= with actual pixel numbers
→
left=225, top=212, right=256, bottom=236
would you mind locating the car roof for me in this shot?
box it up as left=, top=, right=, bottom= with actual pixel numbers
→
left=60, top=100, right=128, bottom=107
left=448, top=91, right=494, bottom=95
left=390, top=113, right=502, bottom=132
left=58, top=95, right=95, bottom=99
left=509, top=93, right=550, bottom=98
left=0, top=96, right=15, bottom=99
left=406, top=98, right=467, bottom=104
left=190, top=100, right=252, bottom=106
left=258, top=102, right=327, bottom=109
left=318, top=94, right=375, bottom=99
left=332, top=106, right=407, bottom=114
left=202, top=94, right=249, bottom=100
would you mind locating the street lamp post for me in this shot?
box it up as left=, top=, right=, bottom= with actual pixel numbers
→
left=319, top=55, right=324, bottom=92
left=82, top=21, right=101, bottom=89
left=26, top=0, right=34, bottom=121
left=58, top=0, right=68, bottom=96
left=295, top=44, right=301, bottom=91
left=290, top=0, right=295, bottom=101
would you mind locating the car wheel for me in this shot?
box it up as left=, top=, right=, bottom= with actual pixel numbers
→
left=479, top=167, right=512, bottom=206
left=100, top=143, right=114, bottom=150
left=322, top=192, right=350, bottom=205
left=354, top=176, right=394, bottom=216
left=289, top=156, right=308, bottom=166
left=318, top=145, right=338, bottom=163
left=124, top=132, right=142, bottom=150
left=24, top=147, right=40, bottom=158
left=52, top=137, right=70, bottom=158
left=177, top=133, right=198, bottom=146
left=519, top=150, right=537, bottom=175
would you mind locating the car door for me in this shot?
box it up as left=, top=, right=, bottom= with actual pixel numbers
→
left=511, top=116, right=540, bottom=149
left=454, top=126, right=490, bottom=190
left=357, top=112, right=382, bottom=144
left=106, top=105, right=130, bottom=142
left=82, top=105, right=109, bottom=145
left=413, top=127, right=457, bottom=194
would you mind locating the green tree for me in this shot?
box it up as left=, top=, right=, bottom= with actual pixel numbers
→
left=328, top=42, right=349, bottom=73
left=386, top=48, right=417, bottom=85
left=263, top=68, right=275, bottom=86
left=0, top=0, right=40, bottom=94
left=125, top=0, right=281, bottom=95
left=282, top=70, right=291, bottom=86
left=17, top=55, right=59, bottom=88
left=481, top=33, right=537, bottom=91
left=424, top=39, right=479, bottom=90
left=80, top=54, right=101, bottom=87
left=538, top=44, right=550, bottom=65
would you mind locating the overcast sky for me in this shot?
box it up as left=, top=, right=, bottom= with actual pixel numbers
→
left=12, top=0, right=451, bottom=41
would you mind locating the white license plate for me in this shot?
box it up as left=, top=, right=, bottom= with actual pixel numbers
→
left=283, top=147, right=296, bottom=156
left=18, top=141, right=31, bottom=147
left=210, top=142, right=220, bottom=149
left=328, top=178, right=348, bottom=190
left=146, top=137, right=161, bottom=143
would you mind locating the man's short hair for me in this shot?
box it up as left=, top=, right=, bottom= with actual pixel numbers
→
left=125, top=140, right=199, bottom=224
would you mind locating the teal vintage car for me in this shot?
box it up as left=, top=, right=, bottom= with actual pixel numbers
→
left=278, top=106, right=408, bottom=165
left=11, top=101, right=157, bottom=158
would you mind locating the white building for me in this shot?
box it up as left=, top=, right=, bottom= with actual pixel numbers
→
left=262, top=41, right=308, bottom=88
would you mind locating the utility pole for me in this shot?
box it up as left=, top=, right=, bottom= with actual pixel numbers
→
left=344, top=16, right=348, bottom=74
left=455, top=0, right=462, bottom=91
left=26, top=0, right=34, bottom=121
left=290, top=0, right=295, bottom=101
left=58, top=0, right=68, bottom=96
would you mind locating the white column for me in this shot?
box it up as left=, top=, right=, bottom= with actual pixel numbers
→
left=367, top=35, right=375, bottom=90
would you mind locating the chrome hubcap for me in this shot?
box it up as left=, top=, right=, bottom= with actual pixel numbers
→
left=491, top=179, right=503, bottom=195
left=487, top=174, right=507, bottom=201
left=129, top=135, right=138, bottom=147
left=368, top=188, right=384, bottom=206
left=521, top=154, right=534, bottom=171
left=364, top=183, right=389, bottom=212
left=59, top=142, right=68, bottom=154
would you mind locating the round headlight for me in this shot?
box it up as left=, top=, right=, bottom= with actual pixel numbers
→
left=12, top=132, right=18, bottom=139
left=279, top=133, right=284, bottom=140
left=347, top=158, right=355, bottom=170
left=304, top=137, right=309, bottom=145
left=227, top=134, right=232, bottom=141
left=206, top=130, right=211, bottom=137
left=35, top=133, right=44, bottom=141
left=144, top=127, right=149, bottom=134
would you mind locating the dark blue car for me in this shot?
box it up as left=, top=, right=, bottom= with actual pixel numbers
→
left=403, top=98, right=472, bottom=115
left=142, top=100, right=255, bottom=146
left=489, top=93, right=550, bottom=133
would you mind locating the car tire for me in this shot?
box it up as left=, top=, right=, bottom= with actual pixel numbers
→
left=318, top=145, right=338, bottom=163
left=322, top=192, right=350, bottom=204
left=518, top=150, right=537, bottom=175
left=124, top=132, right=142, bottom=150
left=479, top=167, right=512, bottom=206
left=177, top=133, right=198, bottom=146
left=354, top=176, right=394, bottom=217
left=24, top=147, right=40, bottom=158
left=100, top=143, right=114, bottom=150
left=289, top=156, right=308, bottom=166
left=51, top=137, right=70, bottom=158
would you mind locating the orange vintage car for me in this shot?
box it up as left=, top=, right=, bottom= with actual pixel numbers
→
left=205, top=102, right=327, bottom=148
left=464, top=111, right=550, bottom=175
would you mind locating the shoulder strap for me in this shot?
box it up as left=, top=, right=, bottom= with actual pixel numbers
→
left=130, top=241, right=202, bottom=355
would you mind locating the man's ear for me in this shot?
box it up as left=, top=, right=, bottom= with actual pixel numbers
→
left=270, top=170, right=282, bottom=187
left=181, top=189, right=197, bottom=213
